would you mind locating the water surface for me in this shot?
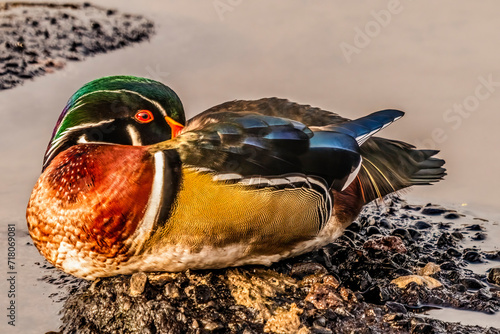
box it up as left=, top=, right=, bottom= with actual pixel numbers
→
left=1, top=1, right=499, bottom=332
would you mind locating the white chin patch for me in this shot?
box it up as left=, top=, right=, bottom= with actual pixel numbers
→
left=77, top=135, right=88, bottom=144
left=126, top=124, right=142, bottom=146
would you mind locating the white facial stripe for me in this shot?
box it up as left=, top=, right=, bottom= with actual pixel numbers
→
left=74, top=89, right=168, bottom=116
left=126, top=124, right=142, bottom=146
left=129, top=151, right=165, bottom=254
left=45, top=119, right=116, bottom=164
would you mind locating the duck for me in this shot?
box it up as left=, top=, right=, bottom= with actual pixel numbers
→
left=26, top=75, right=445, bottom=279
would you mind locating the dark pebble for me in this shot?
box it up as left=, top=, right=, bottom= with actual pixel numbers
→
left=446, top=248, right=461, bottom=257
left=440, top=261, right=458, bottom=270
left=476, top=288, right=493, bottom=300
left=313, top=316, right=327, bottom=327
left=438, top=222, right=451, bottom=229
left=466, top=224, right=483, bottom=231
left=472, top=232, right=487, bottom=241
left=391, top=253, right=408, bottom=266
left=487, top=267, right=500, bottom=285
left=366, top=226, right=381, bottom=236
left=386, top=301, right=407, bottom=314
left=463, top=251, right=482, bottom=263
left=346, top=222, right=361, bottom=233
left=311, top=326, right=333, bottom=334
left=362, top=285, right=384, bottom=304
left=413, top=221, right=432, bottom=229
left=194, top=284, right=212, bottom=304
left=393, top=268, right=413, bottom=276
left=391, top=228, right=412, bottom=240
left=453, top=284, right=467, bottom=293
left=437, top=233, right=456, bottom=247
left=451, top=232, right=464, bottom=240
left=291, top=262, right=328, bottom=278
left=484, top=251, right=500, bottom=260
left=407, top=228, right=420, bottom=239
left=379, top=218, right=393, bottom=229
left=461, top=278, right=486, bottom=290
left=421, top=205, right=446, bottom=215
left=444, top=212, right=460, bottom=219
left=411, top=323, right=435, bottom=333
left=402, top=204, right=422, bottom=211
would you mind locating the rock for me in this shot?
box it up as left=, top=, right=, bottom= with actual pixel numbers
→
left=305, top=283, right=343, bottom=310
left=385, top=301, right=407, bottom=314
left=417, top=262, right=441, bottom=276
left=391, top=275, right=442, bottom=289
left=472, top=232, right=487, bottom=241
left=436, top=233, right=457, bottom=247
left=464, top=251, right=482, bottom=263
left=444, top=212, right=461, bottom=219
left=366, top=226, right=382, bottom=236
left=421, top=205, right=446, bottom=215
left=411, top=323, right=435, bottom=333
left=402, top=204, right=422, bottom=211
left=263, top=303, right=305, bottom=333
left=129, top=272, right=147, bottom=296
left=164, top=282, right=180, bottom=298
left=147, top=272, right=177, bottom=286
left=461, top=278, right=486, bottom=290
left=413, top=221, right=432, bottom=229
left=203, top=320, right=222, bottom=331
left=484, top=251, right=500, bottom=260
left=487, top=268, right=500, bottom=285
left=346, top=221, right=361, bottom=233
left=363, top=236, right=407, bottom=253
left=378, top=218, right=393, bottom=229
left=407, top=228, right=421, bottom=239
left=392, top=228, right=412, bottom=240
left=291, top=262, right=328, bottom=278
left=446, top=248, right=461, bottom=257
left=194, top=284, right=212, bottom=304
left=466, top=224, right=483, bottom=231
left=440, top=261, right=458, bottom=271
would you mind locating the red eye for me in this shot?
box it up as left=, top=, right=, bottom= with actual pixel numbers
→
left=134, top=110, right=154, bottom=123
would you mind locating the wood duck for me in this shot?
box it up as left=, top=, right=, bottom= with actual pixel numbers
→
left=26, top=76, right=445, bottom=279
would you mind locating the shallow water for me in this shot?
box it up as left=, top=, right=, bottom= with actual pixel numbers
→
left=1, top=1, right=499, bottom=332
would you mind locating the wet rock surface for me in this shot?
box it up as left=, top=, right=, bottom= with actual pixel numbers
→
left=0, top=2, right=154, bottom=89
left=42, top=198, right=500, bottom=333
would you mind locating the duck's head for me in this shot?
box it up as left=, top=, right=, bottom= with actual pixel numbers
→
left=42, top=75, right=185, bottom=170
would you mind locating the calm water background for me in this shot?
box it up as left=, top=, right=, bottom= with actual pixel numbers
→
left=1, top=1, right=499, bottom=332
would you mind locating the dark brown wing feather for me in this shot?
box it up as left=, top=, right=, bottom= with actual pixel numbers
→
left=357, top=138, right=446, bottom=204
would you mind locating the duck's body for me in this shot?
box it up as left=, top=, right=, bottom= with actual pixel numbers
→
left=27, top=76, right=445, bottom=279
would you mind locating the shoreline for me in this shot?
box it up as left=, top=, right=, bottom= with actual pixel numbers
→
left=0, top=2, right=154, bottom=90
